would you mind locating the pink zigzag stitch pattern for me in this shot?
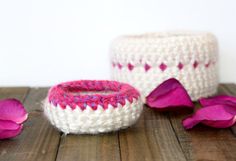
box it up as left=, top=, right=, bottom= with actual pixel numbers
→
left=48, top=80, right=140, bottom=110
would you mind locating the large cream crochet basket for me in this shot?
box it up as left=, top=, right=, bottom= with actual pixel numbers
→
left=110, top=32, right=219, bottom=102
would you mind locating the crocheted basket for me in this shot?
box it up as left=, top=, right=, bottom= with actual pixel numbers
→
left=110, top=32, right=219, bottom=101
left=44, top=80, right=143, bottom=134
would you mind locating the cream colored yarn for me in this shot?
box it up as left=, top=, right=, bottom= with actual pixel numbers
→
left=44, top=99, right=143, bottom=134
left=110, top=32, right=219, bottom=102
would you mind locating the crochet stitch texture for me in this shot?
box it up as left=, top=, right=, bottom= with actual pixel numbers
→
left=110, top=32, right=219, bottom=101
left=44, top=80, right=143, bottom=134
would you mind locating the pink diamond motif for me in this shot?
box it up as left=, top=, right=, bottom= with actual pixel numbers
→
left=112, top=62, right=116, bottom=68
left=159, top=63, right=167, bottom=71
left=178, top=62, right=184, bottom=70
left=193, top=61, right=198, bottom=68
left=117, top=63, right=123, bottom=69
left=205, top=61, right=210, bottom=68
left=144, top=63, right=151, bottom=72
left=127, top=63, right=134, bottom=71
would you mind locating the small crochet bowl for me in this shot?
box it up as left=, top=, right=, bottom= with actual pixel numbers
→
left=110, top=32, right=219, bottom=101
left=44, top=80, right=143, bottom=134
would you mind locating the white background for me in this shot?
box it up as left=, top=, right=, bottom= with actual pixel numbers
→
left=0, top=0, right=235, bottom=86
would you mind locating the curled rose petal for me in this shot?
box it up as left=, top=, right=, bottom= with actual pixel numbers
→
left=0, top=120, right=20, bottom=130
left=0, top=120, right=23, bottom=139
left=200, top=95, right=236, bottom=107
left=146, top=78, right=194, bottom=110
left=0, top=99, right=28, bottom=124
left=182, top=104, right=236, bottom=129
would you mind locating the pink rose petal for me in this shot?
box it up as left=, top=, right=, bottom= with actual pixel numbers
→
left=0, top=99, right=28, bottom=124
left=146, top=78, right=194, bottom=110
left=200, top=95, right=236, bottom=107
left=0, top=120, right=23, bottom=139
left=182, top=104, right=236, bottom=129
left=0, top=120, right=20, bottom=130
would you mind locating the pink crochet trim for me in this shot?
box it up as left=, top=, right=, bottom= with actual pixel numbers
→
left=48, top=80, right=140, bottom=110
left=112, top=61, right=215, bottom=72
